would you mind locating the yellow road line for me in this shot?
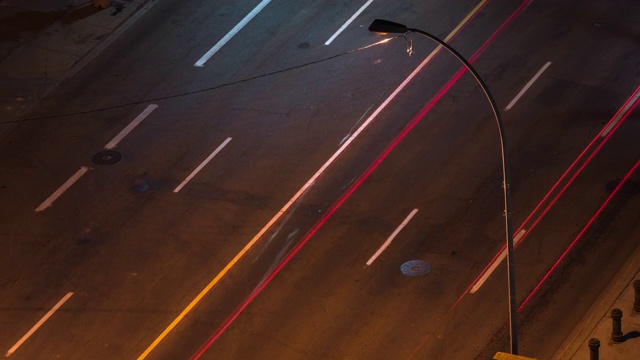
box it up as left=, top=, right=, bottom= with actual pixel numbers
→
left=137, top=1, right=489, bottom=358
left=446, top=0, right=488, bottom=42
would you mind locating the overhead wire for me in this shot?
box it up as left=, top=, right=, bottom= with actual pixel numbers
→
left=2, top=37, right=403, bottom=125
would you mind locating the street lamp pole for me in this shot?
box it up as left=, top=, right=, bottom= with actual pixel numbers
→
left=368, top=19, right=518, bottom=354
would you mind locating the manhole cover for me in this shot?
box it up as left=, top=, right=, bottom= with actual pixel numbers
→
left=400, top=260, right=432, bottom=277
left=298, top=42, right=310, bottom=49
left=91, top=150, right=122, bottom=165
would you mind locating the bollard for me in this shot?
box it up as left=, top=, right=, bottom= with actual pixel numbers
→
left=588, top=338, right=600, bottom=360
left=634, top=280, right=640, bottom=314
left=93, top=0, right=112, bottom=9
left=611, top=308, right=624, bottom=342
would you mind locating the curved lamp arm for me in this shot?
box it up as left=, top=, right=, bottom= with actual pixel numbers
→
left=369, top=18, right=518, bottom=355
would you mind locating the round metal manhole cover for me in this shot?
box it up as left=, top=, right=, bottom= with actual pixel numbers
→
left=400, top=260, right=432, bottom=277
left=91, top=150, right=122, bottom=165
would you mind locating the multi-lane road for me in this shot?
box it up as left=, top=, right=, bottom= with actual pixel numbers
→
left=1, top=0, right=639, bottom=359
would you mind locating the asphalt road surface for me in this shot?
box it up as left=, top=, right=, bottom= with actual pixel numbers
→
left=1, top=0, right=639, bottom=359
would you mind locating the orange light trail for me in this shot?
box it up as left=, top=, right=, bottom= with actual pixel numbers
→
left=140, top=1, right=495, bottom=357
left=187, top=0, right=640, bottom=357
left=191, top=39, right=464, bottom=359
left=190, top=0, right=535, bottom=357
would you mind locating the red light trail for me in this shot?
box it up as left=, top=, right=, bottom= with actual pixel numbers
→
left=191, top=43, right=459, bottom=360
left=190, top=0, right=640, bottom=356
left=518, top=159, right=640, bottom=311
left=464, top=84, right=640, bottom=298
left=190, top=0, right=535, bottom=357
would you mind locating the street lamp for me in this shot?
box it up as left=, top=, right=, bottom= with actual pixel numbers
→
left=368, top=19, right=518, bottom=354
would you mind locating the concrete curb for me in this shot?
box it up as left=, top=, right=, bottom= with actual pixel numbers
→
left=0, top=0, right=155, bottom=133
left=551, top=240, right=640, bottom=359
left=36, top=0, right=156, bottom=104
left=62, top=0, right=156, bottom=83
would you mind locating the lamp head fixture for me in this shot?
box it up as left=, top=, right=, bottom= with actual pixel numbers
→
left=368, top=19, right=409, bottom=35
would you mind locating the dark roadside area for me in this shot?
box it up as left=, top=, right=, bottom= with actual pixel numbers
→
left=0, top=0, right=149, bottom=131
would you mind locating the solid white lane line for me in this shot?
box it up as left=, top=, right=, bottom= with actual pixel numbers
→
left=194, top=0, right=272, bottom=67
left=505, top=61, right=551, bottom=111
left=600, top=88, right=640, bottom=137
left=324, top=0, right=374, bottom=46
left=35, top=167, right=90, bottom=212
left=470, top=229, right=526, bottom=294
left=5, top=292, right=73, bottom=357
left=104, top=104, right=158, bottom=150
left=173, top=137, right=232, bottom=193
left=366, top=209, right=418, bottom=266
